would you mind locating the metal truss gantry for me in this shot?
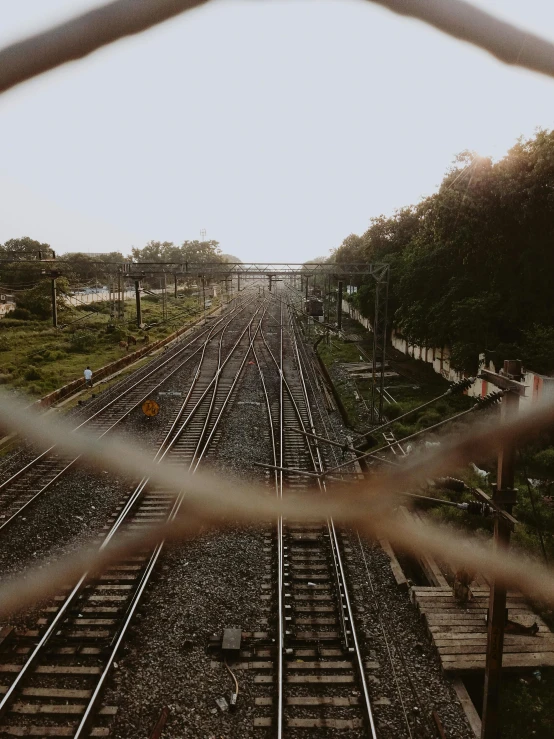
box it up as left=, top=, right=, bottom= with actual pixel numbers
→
left=119, top=262, right=383, bottom=278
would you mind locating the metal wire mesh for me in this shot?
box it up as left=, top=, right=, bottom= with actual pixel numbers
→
left=1, top=0, right=554, bottom=617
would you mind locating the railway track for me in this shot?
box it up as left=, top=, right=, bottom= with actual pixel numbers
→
left=249, top=294, right=377, bottom=736
left=0, top=294, right=258, bottom=532
left=0, top=294, right=267, bottom=737
left=293, top=295, right=445, bottom=739
left=0, top=286, right=456, bottom=738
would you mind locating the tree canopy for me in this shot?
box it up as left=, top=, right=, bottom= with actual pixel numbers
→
left=130, top=240, right=222, bottom=264
left=331, top=130, right=554, bottom=375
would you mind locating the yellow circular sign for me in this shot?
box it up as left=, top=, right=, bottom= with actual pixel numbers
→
left=142, top=399, right=160, bottom=417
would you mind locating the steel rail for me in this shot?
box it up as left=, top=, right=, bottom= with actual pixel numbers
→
left=292, top=293, right=429, bottom=738
left=285, top=292, right=378, bottom=739
left=0, top=296, right=262, bottom=728
left=257, top=294, right=368, bottom=734
left=300, top=325, right=418, bottom=739
left=72, top=299, right=268, bottom=737
left=250, top=302, right=286, bottom=739
left=0, top=298, right=257, bottom=532
left=0, top=295, right=249, bottom=493
left=91, top=295, right=266, bottom=547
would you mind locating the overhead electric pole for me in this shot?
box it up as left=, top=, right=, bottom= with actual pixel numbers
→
left=480, top=360, right=525, bottom=739
left=337, top=280, right=343, bottom=331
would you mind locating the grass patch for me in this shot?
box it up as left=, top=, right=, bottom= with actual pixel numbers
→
left=0, top=292, right=218, bottom=399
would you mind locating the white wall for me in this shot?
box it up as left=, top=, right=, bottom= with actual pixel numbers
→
left=343, top=303, right=554, bottom=408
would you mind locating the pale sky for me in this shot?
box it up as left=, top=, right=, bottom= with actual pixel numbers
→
left=1, top=0, right=554, bottom=262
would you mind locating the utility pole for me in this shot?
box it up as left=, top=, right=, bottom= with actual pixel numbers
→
left=337, top=280, right=343, bottom=331
left=130, top=275, right=144, bottom=328
left=269, top=275, right=272, bottom=292
left=480, top=360, right=524, bottom=739
left=237, top=273, right=241, bottom=292
left=117, top=270, right=122, bottom=320
left=51, top=276, right=58, bottom=328
left=43, top=269, right=62, bottom=328
left=305, top=276, right=309, bottom=300
left=174, top=273, right=178, bottom=299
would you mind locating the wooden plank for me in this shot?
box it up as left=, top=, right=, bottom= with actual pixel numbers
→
left=149, top=705, right=170, bottom=739
left=15, top=647, right=101, bottom=657
left=0, top=666, right=101, bottom=675
left=0, top=688, right=91, bottom=699
left=415, top=595, right=526, bottom=604
left=379, top=539, right=408, bottom=589
left=413, top=591, right=523, bottom=599
left=441, top=652, right=554, bottom=670
left=286, top=661, right=352, bottom=670
left=453, top=679, right=481, bottom=738
left=294, top=632, right=340, bottom=640
left=286, top=697, right=360, bottom=706
left=287, top=718, right=362, bottom=729
left=11, top=704, right=116, bottom=716
left=433, top=633, right=554, bottom=643
left=426, top=619, right=488, bottom=627
left=286, top=675, right=354, bottom=684
left=0, top=729, right=109, bottom=737
left=438, top=642, right=554, bottom=655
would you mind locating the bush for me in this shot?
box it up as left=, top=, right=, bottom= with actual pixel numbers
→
left=392, top=422, right=418, bottom=439
left=24, top=365, right=43, bottom=381
left=434, top=400, right=449, bottom=414
left=7, top=308, right=32, bottom=320
left=529, top=448, right=554, bottom=480
left=69, top=330, right=96, bottom=353
left=386, top=403, right=403, bottom=420
left=107, top=327, right=127, bottom=342
left=0, top=373, right=13, bottom=384
left=0, top=336, right=10, bottom=351
left=416, top=410, right=443, bottom=429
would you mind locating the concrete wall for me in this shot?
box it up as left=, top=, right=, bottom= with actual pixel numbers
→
left=342, top=300, right=554, bottom=409
left=390, top=329, right=554, bottom=409
left=342, top=299, right=372, bottom=331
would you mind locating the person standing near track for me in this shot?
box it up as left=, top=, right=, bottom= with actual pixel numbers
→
left=84, top=366, right=93, bottom=388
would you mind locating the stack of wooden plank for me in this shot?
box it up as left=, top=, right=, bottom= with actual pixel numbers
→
left=412, top=586, right=554, bottom=673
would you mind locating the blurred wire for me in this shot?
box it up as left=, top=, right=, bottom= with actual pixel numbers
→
left=1, top=0, right=554, bottom=97
left=0, top=392, right=553, bottom=618
left=371, top=0, right=554, bottom=80
left=0, top=0, right=211, bottom=95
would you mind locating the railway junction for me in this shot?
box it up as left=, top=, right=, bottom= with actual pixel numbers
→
left=0, top=280, right=503, bottom=739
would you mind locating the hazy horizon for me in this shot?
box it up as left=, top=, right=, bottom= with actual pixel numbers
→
left=1, top=0, right=554, bottom=262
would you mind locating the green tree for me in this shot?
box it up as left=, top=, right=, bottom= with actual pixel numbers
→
left=324, top=130, right=554, bottom=374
